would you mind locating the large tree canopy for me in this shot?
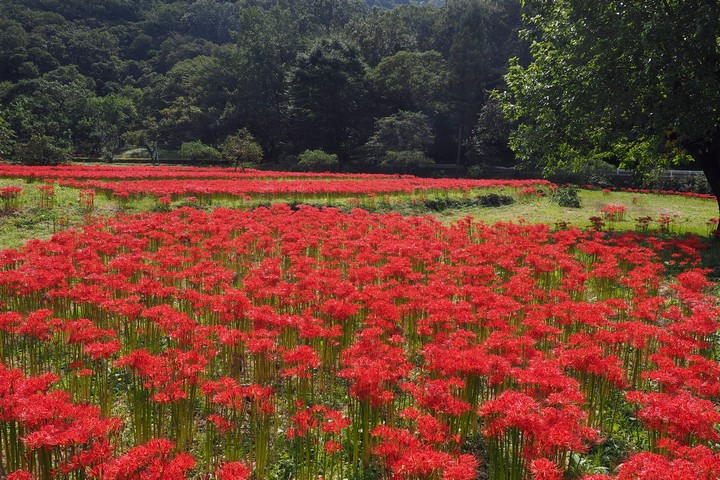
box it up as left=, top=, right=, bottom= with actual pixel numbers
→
left=500, top=0, right=720, bottom=211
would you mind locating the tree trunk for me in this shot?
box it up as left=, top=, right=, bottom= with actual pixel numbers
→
left=455, top=124, right=463, bottom=179
left=692, top=133, right=720, bottom=224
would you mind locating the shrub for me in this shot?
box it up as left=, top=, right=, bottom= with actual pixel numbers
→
left=297, top=150, right=339, bottom=172
left=466, top=165, right=487, bottom=179
left=550, top=187, right=581, bottom=208
left=179, top=141, right=221, bottom=163
left=477, top=193, right=514, bottom=207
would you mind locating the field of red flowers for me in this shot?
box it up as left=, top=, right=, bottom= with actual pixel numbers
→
left=0, top=165, right=405, bottom=181
left=0, top=201, right=717, bottom=479
left=55, top=178, right=554, bottom=201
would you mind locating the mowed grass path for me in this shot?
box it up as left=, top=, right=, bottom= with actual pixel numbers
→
left=0, top=178, right=717, bottom=250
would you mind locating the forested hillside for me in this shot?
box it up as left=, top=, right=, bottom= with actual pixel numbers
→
left=0, top=0, right=525, bottom=170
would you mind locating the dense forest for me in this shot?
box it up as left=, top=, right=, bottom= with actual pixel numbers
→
left=0, top=0, right=526, bottom=171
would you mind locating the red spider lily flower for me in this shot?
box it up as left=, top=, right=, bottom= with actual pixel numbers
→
left=530, top=458, right=562, bottom=480
left=614, top=442, right=720, bottom=480
left=207, top=414, right=235, bottom=433
left=281, top=345, right=320, bottom=378
left=626, top=390, right=720, bottom=443
left=7, top=470, right=34, bottom=480
left=216, top=461, right=252, bottom=480
left=338, top=328, right=412, bottom=407
left=95, top=438, right=195, bottom=480
left=321, top=409, right=351, bottom=435
left=324, top=439, right=342, bottom=454
left=372, top=424, right=479, bottom=479
left=201, top=377, right=274, bottom=413
left=480, top=389, right=598, bottom=458
left=117, top=349, right=208, bottom=403
left=401, top=378, right=471, bottom=417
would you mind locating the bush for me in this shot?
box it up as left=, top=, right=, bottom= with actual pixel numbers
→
left=297, top=150, right=339, bottom=172
left=179, top=141, right=221, bottom=163
left=651, top=172, right=712, bottom=194
left=466, top=164, right=487, bottom=179
left=477, top=193, right=514, bottom=207
left=550, top=187, right=581, bottom=208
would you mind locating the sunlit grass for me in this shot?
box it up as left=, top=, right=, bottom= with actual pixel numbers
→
left=0, top=178, right=717, bottom=250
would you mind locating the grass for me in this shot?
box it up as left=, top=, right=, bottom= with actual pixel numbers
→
left=0, top=179, right=718, bottom=250
left=441, top=189, right=719, bottom=235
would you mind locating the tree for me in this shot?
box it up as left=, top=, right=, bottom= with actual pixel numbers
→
left=13, top=134, right=68, bottom=165
left=500, top=0, right=720, bottom=214
left=87, top=91, right=137, bottom=161
left=0, top=113, right=16, bottom=159
left=466, top=98, right=513, bottom=167
left=437, top=0, right=525, bottom=168
left=221, top=129, right=263, bottom=171
left=289, top=37, right=368, bottom=158
left=370, top=50, right=449, bottom=114
left=342, top=5, right=440, bottom=66
left=365, top=110, right=435, bottom=173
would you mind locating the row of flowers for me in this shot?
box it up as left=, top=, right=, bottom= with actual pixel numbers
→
left=0, top=165, right=408, bottom=181
left=53, top=178, right=555, bottom=199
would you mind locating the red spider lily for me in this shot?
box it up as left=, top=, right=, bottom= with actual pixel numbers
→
left=372, top=424, right=479, bottom=479
left=281, top=345, right=320, bottom=378
left=0, top=363, right=122, bottom=477
left=57, top=177, right=555, bottom=200
left=480, top=388, right=598, bottom=478
left=0, top=186, right=23, bottom=213
left=94, top=438, right=195, bottom=480
left=600, top=204, right=627, bottom=222
left=626, top=390, right=720, bottom=444
left=117, top=349, right=208, bottom=402
left=216, top=461, right=252, bottom=480
left=338, top=328, right=412, bottom=407
left=401, top=378, right=471, bottom=417
left=530, top=458, right=562, bottom=480
left=201, top=377, right=274, bottom=413
left=0, top=203, right=715, bottom=479
left=608, top=440, right=720, bottom=479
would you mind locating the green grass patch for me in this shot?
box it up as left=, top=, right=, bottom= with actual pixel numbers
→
left=0, top=180, right=717, bottom=250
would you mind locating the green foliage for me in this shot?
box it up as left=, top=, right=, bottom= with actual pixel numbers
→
left=381, top=150, right=433, bottom=172
left=13, top=134, right=68, bottom=165
left=550, top=186, right=581, bottom=208
left=297, top=149, right=340, bottom=172
left=0, top=0, right=527, bottom=169
left=370, top=50, right=448, bottom=112
left=0, top=113, right=16, bottom=158
left=477, top=193, right=514, bottom=207
left=500, top=0, right=720, bottom=207
left=221, top=129, right=263, bottom=170
left=87, top=92, right=137, bottom=161
left=467, top=98, right=513, bottom=166
left=422, top=192, right=514, bottom=211
left=179, top=140, right=221, bottom=163
left=365, top=111, right=433, bottom=158
left=342, top=5, right=440, bottom=66
left=289, top=37, right=368, bottom=156
left=466, top=164, right=486, bottom=179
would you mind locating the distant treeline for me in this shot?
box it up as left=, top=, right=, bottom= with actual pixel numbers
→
left=0, top=0, right=526, bottom=172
